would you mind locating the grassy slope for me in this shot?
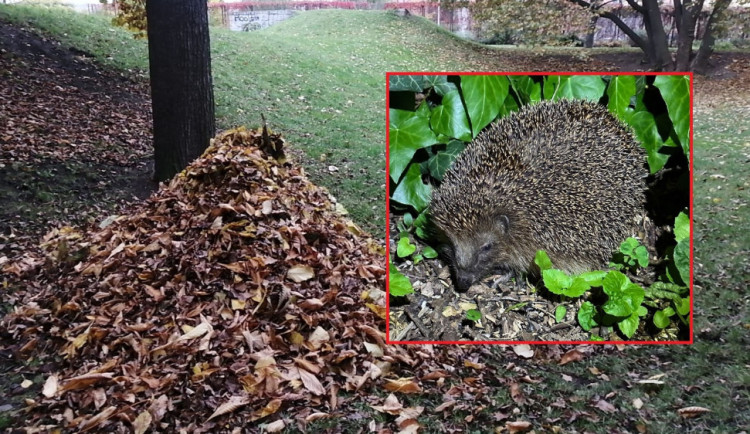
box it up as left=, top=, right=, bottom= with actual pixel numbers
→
left=1, top=4, right=749, bottom=432
left=0, top=5, right=502, bottom=236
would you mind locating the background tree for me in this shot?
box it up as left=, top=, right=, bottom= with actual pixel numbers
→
left=568, top=0, right=736, bottom=71
left=111, top=0, right=216, bottom=181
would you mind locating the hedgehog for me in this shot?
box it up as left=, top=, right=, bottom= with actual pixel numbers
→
left=429, top=99, right=647, bottom=292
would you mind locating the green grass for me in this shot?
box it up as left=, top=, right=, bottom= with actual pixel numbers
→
left=0, top=5, right=506, bottom=236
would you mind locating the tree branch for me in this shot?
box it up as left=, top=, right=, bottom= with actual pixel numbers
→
left=566, top=0, right=649, bottom=52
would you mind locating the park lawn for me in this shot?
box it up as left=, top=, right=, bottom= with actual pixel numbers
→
left=0, top=5, right=512, bottom=236
left=1, top=3, right=749, bottom=432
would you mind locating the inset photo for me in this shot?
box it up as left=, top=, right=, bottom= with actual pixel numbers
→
left=386, top=73, right=692, bottom=344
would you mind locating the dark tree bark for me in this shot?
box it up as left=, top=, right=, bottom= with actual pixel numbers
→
left=674, top=0, right=703, bottom=71
left=692, top=0, right=731, bottom=73
left=641, top=0, right=673, bottom=69
left=146, top=0, right=216, bottom=182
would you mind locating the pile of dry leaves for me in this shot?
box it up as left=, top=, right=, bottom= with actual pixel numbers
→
left=1, top=129, right=486, bottom=432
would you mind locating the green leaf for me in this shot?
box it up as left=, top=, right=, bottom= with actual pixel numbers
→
left=578, top=270, right=607, bottom=286
left=634, top=245, right=649, bottom=268
left=414, top=210, right=430, bottom=240
left=674, top=211, right=690, bottom=242
left=673, top=240, right=690, bottom=286
left=544, top=75, right=606, bottom=101
left=508, top=75, right=541, bottom=104
left=422, top=245, right=438, bottom=259
left=466, top=309, right=482, bottom=322
left=413, top=254, right=423, bottom=265
left=555, top=305, right=567, bottom=323
left=426, top=140, right=465, bottom=181
left=578, top=301, right=596, bottom=331
left=653, top=75, right=691, bottom=156
left=542, top=269, right=572, bottom=295
left=423, top=75, right=456, bottom=96
left=563, top=276, right=590, bottom=298
left=619, top=237, right=639, bottom=256
left=653, top=310, right=670, bottom=329
left=461, top=75, right=510, bottom=137
left=389, top=264, right=414, bottom=297
left=602, top=271, right=644, bottom=317
left=430, top=89, right=472, bottom=141
left=630, top=110, right=669, bottom=174
left=607, top=75, right=636, bottom=122
left=391, top=163, right=431, bottom=212
left=534, top=250, right=553, bottom=271
left=396, top=236, right=416, bottom=258
left=618, top=312, right=640, bottom=338
left=675, top=297, right=691, bottom=316
left=389, top=75, right=425, bottom=92
left=389, top=109, right=437, bottom=182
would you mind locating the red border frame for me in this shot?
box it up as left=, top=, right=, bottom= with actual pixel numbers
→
left=385, top=71, right=694, bottom=346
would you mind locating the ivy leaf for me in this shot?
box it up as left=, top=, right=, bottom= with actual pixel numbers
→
left=422, top=245, right=438, bottom=259
left=389, top=109, right=437, bottom=182
left=423, top=75, right=456, bottom=96
left=508, top=75, right=541, bottom=104
left=461, top=75, right=510, bottom=137
left=607, top=75, right=635, bottom=122
left=391, top=163, right=431, bottom=212
left=630, top=110, right=669, bottom=174
left=544, top=75, right=606, bottom=101
left=430, top=89, right=472, bottom=141
left=653, top=75, right=691, bottom=156
left=426, top=140, right=464, bottom=181
left=389, top=75, right=425, bottom=92
left=674, top=211, right=690, bottom=242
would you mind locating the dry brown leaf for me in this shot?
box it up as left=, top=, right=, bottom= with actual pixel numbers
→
left=506, top=420, right=533, bottom=433
left=248, top=398, right=283, bottom=422
left=78, top=406, right=117, bottom=432
left=593, top=399, right=617, bottom=413
left=264, top=419, right=286, bottom=432
left=677, top=406, right=711, bottom=418
left=559, top=349, right=585, bottom=365
left=132, top=410, right=152, bottom=434
left=370, top=394, right=403, bottom=415
left=298, top=367, right=326, bottom=396
left=287, top=265, right=314, bottom=282
left=42, top=374, right=58, bottom=398
left=207, top=395, right=250, bottom=421
left=384, top=378, right=421, bottom=394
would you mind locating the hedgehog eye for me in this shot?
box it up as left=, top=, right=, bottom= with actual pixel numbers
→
left=480, top=242, right=494, bottom=254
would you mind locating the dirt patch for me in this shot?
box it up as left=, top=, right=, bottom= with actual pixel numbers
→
left=0, top=19, right=155, bottom=247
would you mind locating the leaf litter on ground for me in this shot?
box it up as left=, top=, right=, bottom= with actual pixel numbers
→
left=1, top=127, right=489, bottom=432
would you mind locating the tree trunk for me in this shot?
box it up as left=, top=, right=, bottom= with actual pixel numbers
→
left=642, top=0, right=673, bottom=70
left=692, top=0, right=731, bottom=74
left=584, top=14, right=598, bottom=48
left=146, top=0, right=216, bottom=182
left=674, top=0, right=704, bottom=71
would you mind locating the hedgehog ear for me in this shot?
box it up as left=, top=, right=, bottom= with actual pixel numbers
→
left=495, top=214, right=510, bottom=234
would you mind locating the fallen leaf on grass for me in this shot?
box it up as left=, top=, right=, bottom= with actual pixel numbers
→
left=384, top=377, right=421, bottom=394
left=677, top=406, right=711, bottom=418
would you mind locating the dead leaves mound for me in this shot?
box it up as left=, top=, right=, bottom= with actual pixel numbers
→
left=1, top=128, right=464, bottom=432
